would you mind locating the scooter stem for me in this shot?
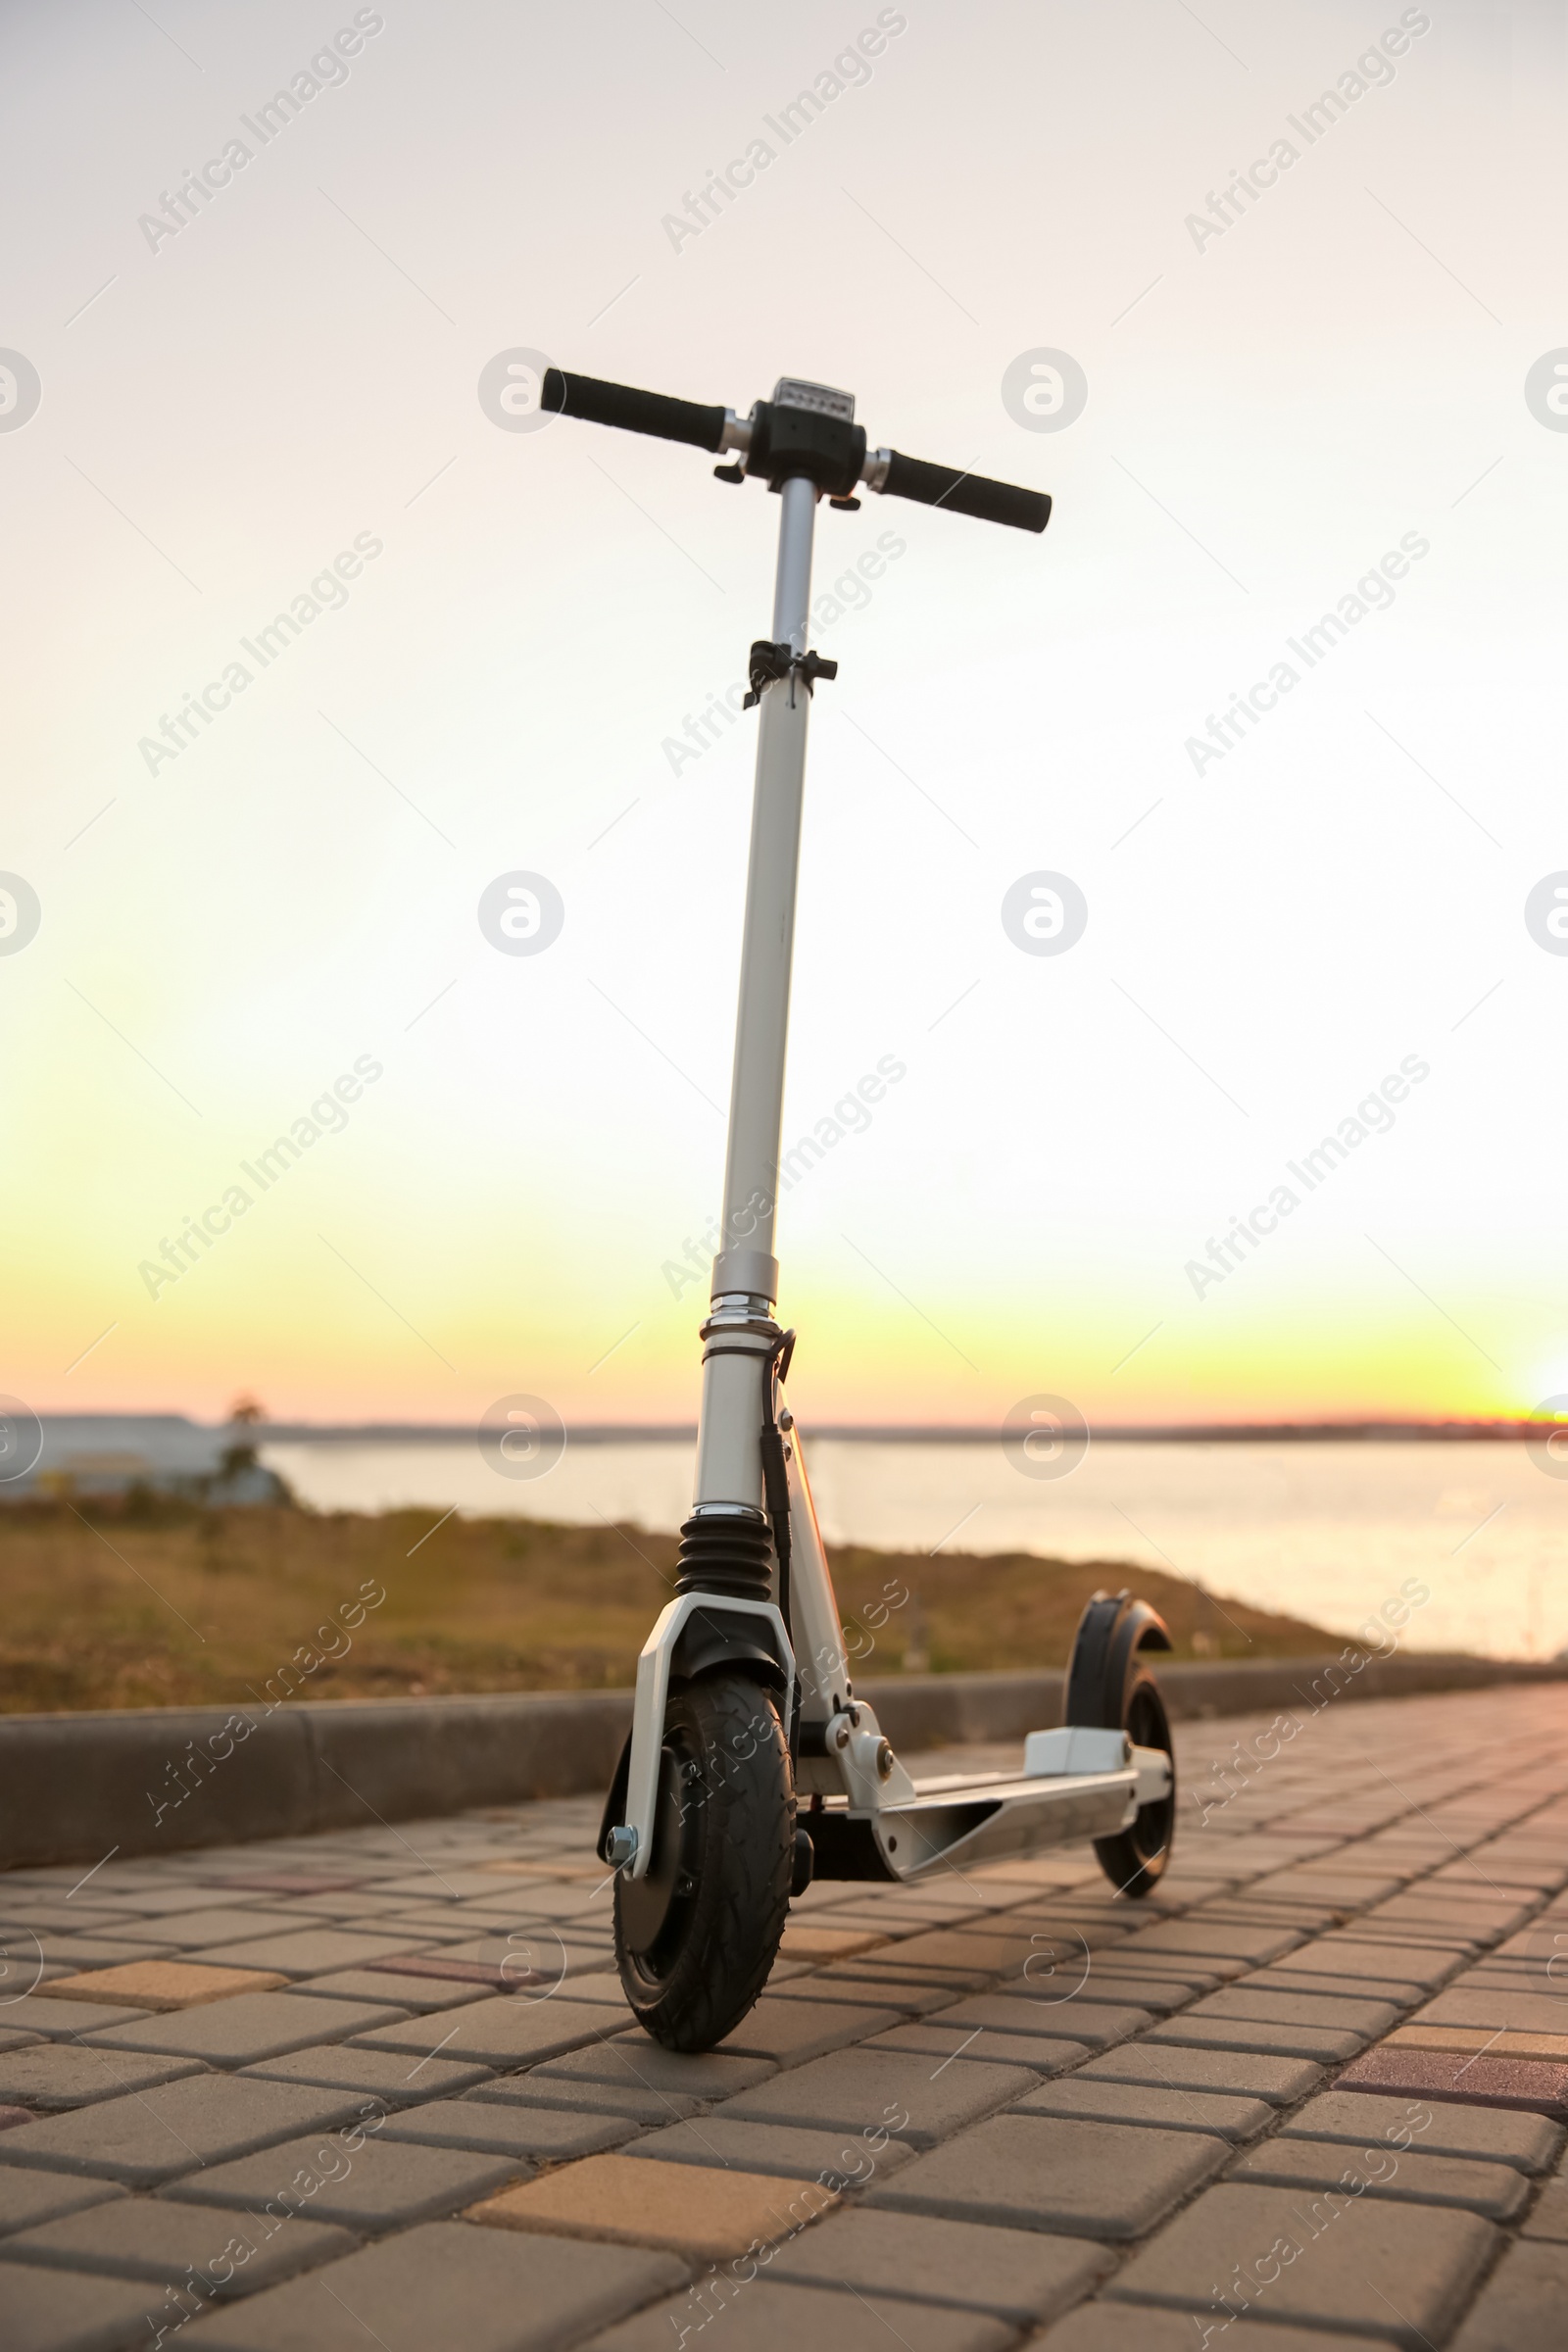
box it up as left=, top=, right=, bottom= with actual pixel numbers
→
left=689, top=474, right=817, bottom=1543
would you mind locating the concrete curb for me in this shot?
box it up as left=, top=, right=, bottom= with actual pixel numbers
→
left=2, top=1652, right=1564, bottom=1869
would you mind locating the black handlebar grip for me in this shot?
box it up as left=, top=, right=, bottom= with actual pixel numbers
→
left=880, top=450, right=1051, bottom=534
left=542, top=368, right=728, bottom=453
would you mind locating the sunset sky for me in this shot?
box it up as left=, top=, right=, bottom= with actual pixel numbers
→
left=4, top=0, right=1565, bottom=1433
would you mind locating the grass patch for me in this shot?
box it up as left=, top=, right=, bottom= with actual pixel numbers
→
left=0, top=1498, right=1338, bottom=1714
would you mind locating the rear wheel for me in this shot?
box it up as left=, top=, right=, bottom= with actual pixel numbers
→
left=1064, top=1589, right=1176, bottom=1898
left=613, top=1671, right=793, bottom=2051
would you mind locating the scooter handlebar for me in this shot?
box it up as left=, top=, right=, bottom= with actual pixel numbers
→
left=876, top=450, right=1052, bottom=534
left=542, top=367, right=728, bottom=453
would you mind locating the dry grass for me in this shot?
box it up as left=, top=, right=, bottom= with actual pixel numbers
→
left=0, top=1498, right=1339, bottom=1714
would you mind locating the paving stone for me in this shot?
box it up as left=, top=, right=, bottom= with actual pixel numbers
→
left=46, top=1960, right=286, bottom=2010
left=1037, top=2309, right=1392, bottom=2352
left=766, top=1970, right=957, bottom=2015
left=765, top=2205, right=1111, bottom=2322
left=1192, top=1985, right=1400, bottom=2036
left=185, top=1928, right=428, bottom=1979
left=1107, top=1918, right=1301, bottom=1963
left=588, top=2277, right=1012, bottom=2352
left=777, top=1922, right=889, bottom=1962
left=867, top=2109, right=1229, bottom=2238
left=82, top=1993, right=406, bottom=2069
left=98, top=1905, right=322, bottom=1946
left=925, top=1991, right=1152, bottom=2051
left=1043, top=1972, right=1200, bottom=2015
left=1256, top=1963, right=1433, bottom=2005
left=1415, top=1985, right=1568, bottom=2035
left=6, top=2195, right=357, bottom=2296
left=0, top=2260, right=173, bottom=2351
left=1451, top=2237, right=1568, bottom=2352
left=0, top=2169, right=126, bottom=2237
left=0, top=2075, right=369, bottom=2185
left=1077, top=2037, right=1321, bottom=2106
left=2, top=1996, right=145, bottom=2039
left=528, top=2038, right=775, bottom=2100
left=1145, top=2013, right=1366, bottom=2062
left=469, top=2148, right=836, bottom=2260
left=0, top=2043, right=205, bottom=2110
left=349, top=1994, right=615, bottom=2068
left=469, top=2075, right=705, bottom=2127
left=1282, top=1936, right=1462, bottom=1990
left=1334, top=2045, right=1568, bottom=2116
left=1520, top=2175, right=1568, bottom=2239
left=1014, top=2075, right=1274, bottom=2142
left=1281, top=2088, right=1563, bottom=2171
left=1388, top=2024, right=1568, bottom=2061
left=1230, top=2132, right=1531, bottom=2218
left=166, top=2127, right=517, bottom=2230
left=378, top=2095, right=635, bottom=2160
left=628, top=2115, right=920, bottom=2185
left=239, top=2044, right=493, bottom=2105
left=864, top=2024, right=1092, bottom=2075
left=183, top=2214, right=685, bottom=2352
left=272, top=1968, right=492, bottom=2011
left=715, top=1995, right=903, bottom=2067
left=1105, top=2180, right=1496, bottom=2344
left=718, top=2046, right=1033, bottom=2149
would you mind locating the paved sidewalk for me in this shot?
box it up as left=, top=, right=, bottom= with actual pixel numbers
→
left=1, top=1684, right=1565, bottom=2351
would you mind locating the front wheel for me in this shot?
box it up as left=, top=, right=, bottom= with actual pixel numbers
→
left=1064, top=1588, right=1177, bottom=1899
left=613, top=1671, right=794, bottom=2052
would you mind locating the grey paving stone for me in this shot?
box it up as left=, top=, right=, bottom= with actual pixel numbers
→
left=1074, top=2039, right=1321, bottom=2106
left=865, top=2112, right=1227, bottom=2238
left=1014, top=2075, right=1274, bottom=2142
left=6, top=2196, right=356, bottom=2296
left=587, top=2278, right=1011, bottom=2352
left=182, top=2215, right=686, bottom=2352
left=469, top=2076, right=705, bottom=2128
left=186, top=1928, right=424, bottom=1977
left=529, top=2038, right=776, bottom=2101
left=0, top=2043, right=206, bottom=2110
left=349, top=1994, right=615, bottom=2069
left=0, top=2259, right=172, bottom=2352
left=925, top=1991, right=1151, bottom=2051
left=767, top=2207, right=1111, bottom=2322
left=715, top=1996, right=904, bottom=2067
left=1048, top=1972, right=1201, bottom=2014
left=1280, top=2089, right=1564, bottom=2172
left=1451, top=2238, right=1568, bottom=2352
left=272, top=1969, right=491, bottom=2011
left=0, top=2076, right=369, bottom=2185
left=3, top=1996, right=144, bottom=2039
left=164, top=2127, right=518, bottom=2230
left=864, top=2024, right=1092, bottom=2076
left=239, top=2045, right=492, bottom=2105
left=1037, top=2307, right=1392, bottom=2351
left=627, top=2115, right=919, bottom=2186
left=82, top=1994, right=406, bottom=2069
left=110, top=1906, right=322, bottom=1946
left=1192, top=1985, right=1401, bottom=2036
left=1255, top=1964, right=1434, bottom=2005
left=0, top=2169, right=126, bottom=2238
left=378, top=2096, right=635, bottom=2160
left=718, top=2047, right=1034, bottom=2149
left=1105, top=2180, right=1496, bottom=2344
left=1144, top=2013, right=1367, bottom=2063
left=1229, top=2132, right=1531, bottom=2218
left=766, top=1971, right=956, bottom=2014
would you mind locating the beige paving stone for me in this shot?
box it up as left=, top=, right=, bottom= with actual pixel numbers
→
left=44, top=1961, right=286, bottom=2010
left=1387, top=2025, right=1568, bottom=2060
left=467, top=2148, right=836, bottom=2260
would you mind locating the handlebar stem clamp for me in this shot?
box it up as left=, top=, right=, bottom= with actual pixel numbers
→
left=743, top=640, right=839, bottom=711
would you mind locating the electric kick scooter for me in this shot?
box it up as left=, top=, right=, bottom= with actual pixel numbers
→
left=539, top=366, right=1177, bottom=2051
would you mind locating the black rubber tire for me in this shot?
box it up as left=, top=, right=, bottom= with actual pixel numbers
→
left=1091, top=1665, right=1176, bottom=1898
left=614, top=1672, right=794, bottom=2052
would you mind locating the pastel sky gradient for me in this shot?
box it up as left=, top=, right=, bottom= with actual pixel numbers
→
left=4, top=0, right=1565, bottom=1431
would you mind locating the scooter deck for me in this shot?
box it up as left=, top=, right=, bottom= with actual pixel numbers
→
left=806, top=1759, right=1142, bottom=1883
